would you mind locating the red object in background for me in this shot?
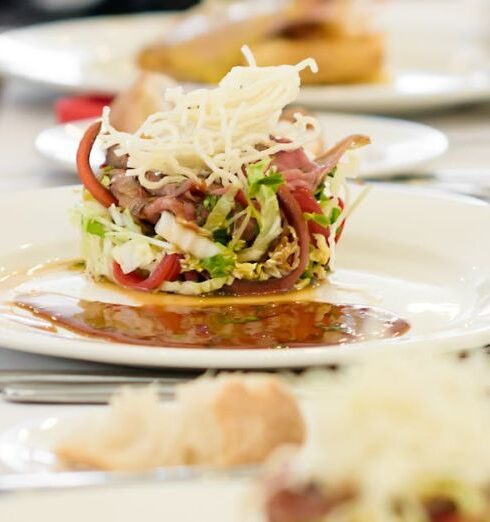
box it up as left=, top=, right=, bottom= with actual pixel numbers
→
left=55, top=96, right=113, bottom=123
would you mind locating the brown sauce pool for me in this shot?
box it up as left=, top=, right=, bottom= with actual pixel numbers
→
left=13, top=293, right=410, bottom=349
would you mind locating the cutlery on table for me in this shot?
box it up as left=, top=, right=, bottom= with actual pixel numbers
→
left=0, top=371, right=200, bottom=404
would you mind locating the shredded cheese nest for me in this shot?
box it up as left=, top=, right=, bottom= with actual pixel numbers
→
left=291, top=354, right=490, bottom=516
left=98, top=51, right=321, bottom=190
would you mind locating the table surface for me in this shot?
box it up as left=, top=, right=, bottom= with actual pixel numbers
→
left=0, top=73, right=490, bottom=462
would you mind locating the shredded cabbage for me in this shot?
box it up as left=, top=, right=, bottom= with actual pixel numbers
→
left=203, top=187, right=238, bottom=232
left=155, top=211, right=221, bottom=259
left=159, top=277, right=229, bottom=295
left=112, top=239, right=156, bottom=274
left=236, top=161, right=282, bottom=262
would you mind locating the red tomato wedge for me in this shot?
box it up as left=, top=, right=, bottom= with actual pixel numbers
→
left=291, top=187, right=330, bottom=239
left=76, top=121, right=117, bottom=208
left=291, top=187, right=345, bottom=242
left=112, top=254, right=181, bottom=291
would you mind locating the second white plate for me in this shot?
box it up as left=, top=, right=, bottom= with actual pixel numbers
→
left=35, top=113, right=448, bottom=179
left=1, top=11, right=490, bottom=113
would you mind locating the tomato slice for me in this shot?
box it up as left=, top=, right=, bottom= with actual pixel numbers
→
left=291, top=188, right=345, bottom=242
left=112, top=254, right=181, bottom=291
left=76, top=121, right=117, bottom=208
left=291, top=187, right=330, bottom=239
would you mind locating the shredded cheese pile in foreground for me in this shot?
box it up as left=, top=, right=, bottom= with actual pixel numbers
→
left=98, top=48, right=321, bottom=190
left=291, top=354, right=490, bottom=517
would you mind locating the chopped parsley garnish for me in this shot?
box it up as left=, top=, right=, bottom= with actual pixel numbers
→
left=201, top=254, right=234, bottom=278
left=314, top=185, right=329, bottom=203
left=203, top=194, right=219, bottom=211
left=248, top=171, right=284, bottom=197
left=85, top=219, right=105, bottom=237
left=246, top=160, right=284, bottom=197
left=304, top=212, right=329, bottom=227
left=330, top=206, right=342, bottom=224
left=212, top=228, right=231, bottom=246
left=327, top=166, right=338, bottom=178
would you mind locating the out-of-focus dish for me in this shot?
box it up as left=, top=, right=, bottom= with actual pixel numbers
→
left=1, top=9, right=489, bottom=112
left=138, top=0, right=383, bottom=86
left=3, top=353, right=490, bottom=522
left=74, top=54, right=370, bottom=297
left=262, top=354, right=490, bottom=522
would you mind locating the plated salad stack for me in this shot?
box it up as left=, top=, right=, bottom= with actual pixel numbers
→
left=75, top=49, right=369, bottom=295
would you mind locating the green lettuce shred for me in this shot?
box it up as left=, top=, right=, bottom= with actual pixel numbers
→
left=203, top=187, right=238, bottom=232
left=238, top=185, right=281, bottom=262
left=201, top=254, right=235, bottom=278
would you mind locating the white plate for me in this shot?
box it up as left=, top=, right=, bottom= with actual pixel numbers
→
left=35, top=114, right=448, bottom=179
left=0, top=476, right=256, bottom=522
left=0, top=414, right=78, bottom=474
left=0, top=185, right=489, bottom=369
left=0, top=411, right=254, bottom=475
left=1, top=12, right=490, bottom=113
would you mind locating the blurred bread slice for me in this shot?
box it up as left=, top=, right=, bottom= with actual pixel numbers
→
left=109, top=73, right=175, bottom=133
left=178, top=375, right=305, bottom=467
left=56, top=374, right=304, bottom=471
left=56, top=388, right=185, bottom=471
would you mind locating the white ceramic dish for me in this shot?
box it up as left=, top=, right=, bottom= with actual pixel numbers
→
left=0, top=414, right=77, bottom=474
left=1, top=11, right=489, bottom=113
left=0, top=475, right=256, bottom=522
left=34, top=113, right=448, bottom=179
left=0, top=185, right=489, bottom=369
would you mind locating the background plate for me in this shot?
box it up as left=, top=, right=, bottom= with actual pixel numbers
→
left=0, top=476, right=257, bottom=522
left=35, top=113, right=448, bottom=179
left=0, top=7, right=489, bottom=113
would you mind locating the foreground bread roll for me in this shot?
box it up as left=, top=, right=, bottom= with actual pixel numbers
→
left=56, top=374, right=304, bottom=471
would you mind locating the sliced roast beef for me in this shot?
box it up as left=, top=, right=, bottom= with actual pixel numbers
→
left=106, top=145, right=129, bottom=170
left=272, top=134, right=370, bottom=192
left=110, top=173, right=197, bottom=223
left=109, top=173, right=149, bottom=219
left=273, top=147, right=316, bottom=173
left=142, top=196, right=196, bottom=223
